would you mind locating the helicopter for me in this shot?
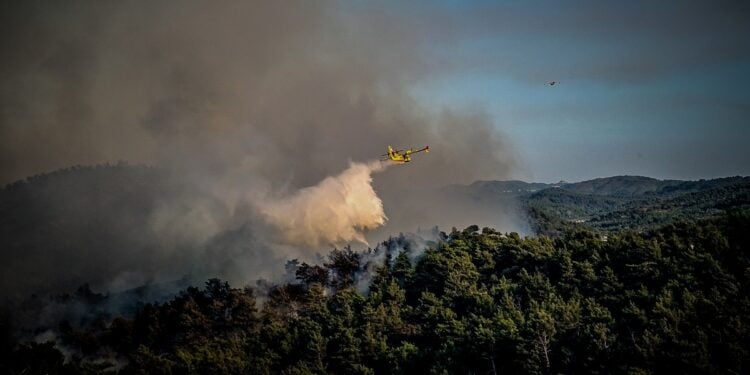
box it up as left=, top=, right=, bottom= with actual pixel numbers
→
left=381, top=145, right=429, bottom=163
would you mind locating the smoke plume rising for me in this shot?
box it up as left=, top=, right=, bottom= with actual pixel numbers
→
left=261, top=161, right=389, bottom=248
left=0, top=1, right=520, bottom=302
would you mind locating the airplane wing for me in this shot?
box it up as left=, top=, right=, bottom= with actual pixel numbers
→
left=411, top=145, right=430, bottom=154
left=381, top=149, right=405, bottom=156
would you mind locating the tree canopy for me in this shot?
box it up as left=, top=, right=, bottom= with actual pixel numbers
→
left=3, top=211, right=749, bottom=374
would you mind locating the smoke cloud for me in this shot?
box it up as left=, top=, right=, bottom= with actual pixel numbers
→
left=0, top=1, right=520, bottom=302
left=261, top=161, right=389, bottom=248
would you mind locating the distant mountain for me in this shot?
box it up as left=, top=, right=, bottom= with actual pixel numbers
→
left=446, top=175, right=750, bottom=235
left=560, top=175, right=681, bottom=196
left=588, top=179, right=750, bottom=231
left=462, top=175, right=749, bottom=197
left=562, top=175, right=749, bottom=197
left=526, top=187, right=626, bottom=219
left=453, top=180, right=554, bottom=195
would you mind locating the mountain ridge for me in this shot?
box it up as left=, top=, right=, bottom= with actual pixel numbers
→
left=466, top=175, right=750, bottom=197
left=446, top=174, right=750, bottom=235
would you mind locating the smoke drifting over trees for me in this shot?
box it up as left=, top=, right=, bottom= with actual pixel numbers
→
left=0, top=1, right=515, bottom=186
left=0, top=1, right=518, bottom=298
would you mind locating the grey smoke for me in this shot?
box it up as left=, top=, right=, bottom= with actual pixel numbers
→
left=0, top=1, right=519, bottom=301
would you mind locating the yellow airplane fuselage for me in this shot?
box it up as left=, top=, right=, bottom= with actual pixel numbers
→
left=383, top=145, right=428, bottom=163
left=387, top=145, right=411, bottom=163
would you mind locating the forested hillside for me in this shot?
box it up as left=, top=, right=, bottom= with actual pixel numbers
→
left=447, top=175, right=750, bottom=235
left=3, top=211, right=749, bottom=374
left=2, top=167, right=749, bottom=374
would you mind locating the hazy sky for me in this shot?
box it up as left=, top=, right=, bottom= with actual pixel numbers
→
left=402, top=0, right=750, bottom=182
left=1, top=1, right=749, bottom=184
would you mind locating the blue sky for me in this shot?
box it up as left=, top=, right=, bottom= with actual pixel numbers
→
left=402, top=0, right=750, bottom=182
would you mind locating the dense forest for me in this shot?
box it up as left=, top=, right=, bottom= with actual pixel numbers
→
left=2, top=167, right=750, bottom=373
left=2, top=210, right=749, bottom=374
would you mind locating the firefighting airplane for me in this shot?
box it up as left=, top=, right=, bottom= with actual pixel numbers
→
left=381, top=145, right=430, bottom=163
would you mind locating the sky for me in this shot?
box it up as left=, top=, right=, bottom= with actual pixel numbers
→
left=1, top=0, right=749, bottom=184
left=402, top=0, right=750, bottom=182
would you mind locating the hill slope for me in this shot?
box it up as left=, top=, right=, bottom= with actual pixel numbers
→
left=447, top=175, right=750, bottom=235
left=4, top=212, right=749, bottom=374
left=0, top=165, right=219, bottom=301
left=1, top=166, right=750, bottom=373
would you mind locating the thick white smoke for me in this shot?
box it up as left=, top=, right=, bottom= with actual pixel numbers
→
left=260, top=161, right=390, bottom=248
left=0, top=1, right=520, bottom=303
